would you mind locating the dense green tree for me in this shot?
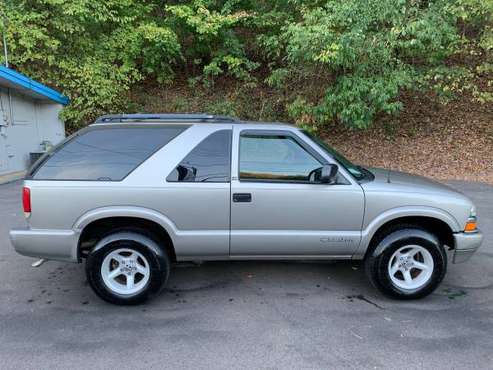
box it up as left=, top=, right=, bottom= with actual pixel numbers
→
left=0, top=0, right=491, bottom=130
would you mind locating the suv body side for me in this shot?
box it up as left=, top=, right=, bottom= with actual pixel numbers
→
left=14, top=124, right=231, bottom=261
left=10, top=121, right=476, bottom=264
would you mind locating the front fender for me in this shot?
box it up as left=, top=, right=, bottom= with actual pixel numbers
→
left=354, top=206, right=460, bottom=259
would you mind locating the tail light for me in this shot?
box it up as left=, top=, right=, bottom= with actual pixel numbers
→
left=22, top=186, right=31, bottom=215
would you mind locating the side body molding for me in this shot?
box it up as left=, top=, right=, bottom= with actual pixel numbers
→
left=353, top=206, right=461, bottom=259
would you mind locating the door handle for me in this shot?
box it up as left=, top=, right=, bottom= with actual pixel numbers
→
left=233, top=193, right=252, bottom=203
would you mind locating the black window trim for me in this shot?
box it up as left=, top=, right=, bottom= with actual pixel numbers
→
left=237, top=129, right=345, bottom=185
left=166, top=129, right=233, bottom=184
left=28, top=124, right=190, bottom=182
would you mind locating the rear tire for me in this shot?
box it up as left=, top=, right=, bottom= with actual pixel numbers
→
left=365, top=226, right=447, bottom=299
left=86, top=231, right=170, bottom=305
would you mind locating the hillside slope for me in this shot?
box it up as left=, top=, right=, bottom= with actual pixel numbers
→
left=133, top=82, right=493, bottom=184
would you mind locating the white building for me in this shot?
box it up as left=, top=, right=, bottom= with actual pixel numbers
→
left=0, top=65, right=68, bottom=181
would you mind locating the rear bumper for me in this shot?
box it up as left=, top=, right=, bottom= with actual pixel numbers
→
left=9, top=228, right=79, bottom=262
left=452, top=230, right=483, bottom=264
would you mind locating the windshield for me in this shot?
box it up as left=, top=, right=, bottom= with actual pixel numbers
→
left=302, top=130, right=366, bottom=181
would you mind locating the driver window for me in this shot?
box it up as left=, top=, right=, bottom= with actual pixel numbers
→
left=239, top=134, right=322, bottom=182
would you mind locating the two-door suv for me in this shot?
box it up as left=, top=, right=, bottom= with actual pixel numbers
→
left=10, top=114, right=483, bottom=304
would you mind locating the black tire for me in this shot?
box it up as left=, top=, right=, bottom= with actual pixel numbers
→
left=365, top=225, right=447, bottom=299
left=85, top=231, right=170, bottom=305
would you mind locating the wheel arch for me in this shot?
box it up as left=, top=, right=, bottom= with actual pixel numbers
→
left=74, top=207, right=178, bottom=262
left=356, top=207, right=459, bottom=259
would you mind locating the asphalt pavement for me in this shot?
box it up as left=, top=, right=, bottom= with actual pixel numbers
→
left=0, top=180, right=492, bottom=369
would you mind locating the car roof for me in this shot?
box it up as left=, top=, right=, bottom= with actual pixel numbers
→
left=90, top=113, right=295, bottom=129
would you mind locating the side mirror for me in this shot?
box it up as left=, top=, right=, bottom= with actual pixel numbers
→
left=320, top=164, right=338, bottom=184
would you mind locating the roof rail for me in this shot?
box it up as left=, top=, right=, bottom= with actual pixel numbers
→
left=94, top=113, right=239, bottom=124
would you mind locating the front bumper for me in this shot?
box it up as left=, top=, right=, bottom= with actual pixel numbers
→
left=452, top=230, right=483, bottom=264
left=9, top=228, right=80, bottom=262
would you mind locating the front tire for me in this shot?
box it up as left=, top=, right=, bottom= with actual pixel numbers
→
left=86, top=231, right=170, bottom=305
left=365, top=226, right=447, bottom=299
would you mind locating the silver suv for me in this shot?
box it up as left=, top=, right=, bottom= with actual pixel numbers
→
left=10, top=113, right=483, bottom=305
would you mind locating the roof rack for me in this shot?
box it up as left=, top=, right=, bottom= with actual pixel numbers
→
left=94, top=113, right=239, bottom=124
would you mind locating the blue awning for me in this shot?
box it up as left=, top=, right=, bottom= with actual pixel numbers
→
left=0, top=65, right=69, bottom=105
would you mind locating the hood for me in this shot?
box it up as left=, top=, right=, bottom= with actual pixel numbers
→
left=367, top=168, right=463, bottom=195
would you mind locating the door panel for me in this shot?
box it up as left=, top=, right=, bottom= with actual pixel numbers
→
left=230, top=181, right=364, bottom=256
left=230, top=127, right=364, bottom=256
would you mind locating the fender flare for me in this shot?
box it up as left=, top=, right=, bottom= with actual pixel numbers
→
left=73, top=206, right=179, bottom=245
left=369, top=228, right=441, bottom=259
left=89, top=231, right=169, bottom=264
left=354, top=206, right=460, bottom=258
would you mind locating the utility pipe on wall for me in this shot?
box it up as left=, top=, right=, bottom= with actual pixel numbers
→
left=2, top=17, right=14, bottom=127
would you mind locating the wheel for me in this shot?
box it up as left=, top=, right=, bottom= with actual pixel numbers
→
left=85, top=231, right=170, bottom=305
left=365, top=226, right=447, bottom=299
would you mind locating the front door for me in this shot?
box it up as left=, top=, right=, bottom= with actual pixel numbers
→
left=230, top=128, right=364, bottom=257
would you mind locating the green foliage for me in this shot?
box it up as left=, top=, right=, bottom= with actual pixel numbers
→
left=420, top=66, right=474, bottom=103
left=206, top=98, right=238, bottom=116
left=0, top=0, right=491, bottom=130
left=278, top=0, right=460, bottom=127
left=1, top=0, right=181, bottom=129
left=166, top=1, right=257, bottom=84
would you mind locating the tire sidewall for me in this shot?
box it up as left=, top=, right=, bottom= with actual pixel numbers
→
left=369, top=229, right=447, bottom=299
left=86, top=235, right=169, bottom=305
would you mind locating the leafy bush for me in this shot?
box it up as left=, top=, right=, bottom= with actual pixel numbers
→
left=0, top=0, right=491, bottom=130
left=1, top=0, right=180, bottom=129
left=276, top=0, right=461, bottom=127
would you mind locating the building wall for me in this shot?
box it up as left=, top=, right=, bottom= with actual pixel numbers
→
left=0, top=88, right=65, bottom=176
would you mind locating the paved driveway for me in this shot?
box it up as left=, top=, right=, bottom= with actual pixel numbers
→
left=0, top=180, right=492, bottom=369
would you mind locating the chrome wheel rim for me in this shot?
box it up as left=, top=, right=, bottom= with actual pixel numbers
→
left=388, top=245, right=434, bottom=290
left=101, top=248, right=150, bottom=295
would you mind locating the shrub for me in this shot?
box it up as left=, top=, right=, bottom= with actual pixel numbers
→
left=0, top=0, right=490, bottom=130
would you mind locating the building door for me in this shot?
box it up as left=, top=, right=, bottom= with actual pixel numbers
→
left=1, top=90, right=40, bottom=174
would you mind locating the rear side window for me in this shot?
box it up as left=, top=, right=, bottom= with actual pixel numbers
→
left=32, top=126, right=187, bottom=181
left=167, top=130, right=231, bottom=183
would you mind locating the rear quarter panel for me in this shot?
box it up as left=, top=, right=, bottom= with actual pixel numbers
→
left=24, top=124, right=233, bottom=259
